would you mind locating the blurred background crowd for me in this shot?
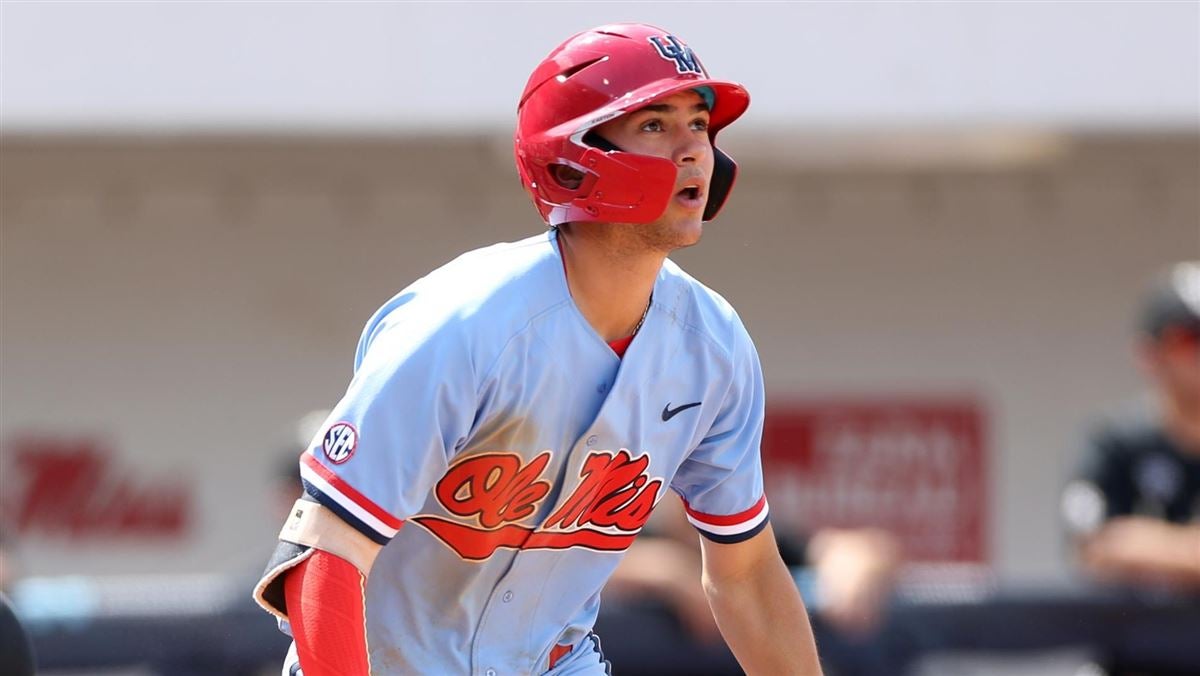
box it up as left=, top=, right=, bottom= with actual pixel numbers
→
left=1, top=2, right=1197, bottom=675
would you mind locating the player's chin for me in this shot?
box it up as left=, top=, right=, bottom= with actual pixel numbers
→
left=676, top=219, right=704, bottom=248
left=670, top=212, right=705, bottom=247
left=645, top=206, right=704, bottom=251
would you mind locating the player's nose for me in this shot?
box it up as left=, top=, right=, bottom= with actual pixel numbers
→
left=672, top=129, right=710, bottom=166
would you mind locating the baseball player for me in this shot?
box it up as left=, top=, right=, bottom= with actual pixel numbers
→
left=253, top=23, right=823, bottom=675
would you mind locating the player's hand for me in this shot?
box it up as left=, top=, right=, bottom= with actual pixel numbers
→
left=809, top=528, right=901, bottom=636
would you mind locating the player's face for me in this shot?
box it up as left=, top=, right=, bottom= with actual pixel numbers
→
left=593, top=90, right=715, bottom=250
left=1143, top=328, right=1200, bottom=415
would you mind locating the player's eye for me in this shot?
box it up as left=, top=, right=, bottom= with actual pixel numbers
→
left=690, top=117, right=710, bottom=132
left=639, top=119, right=664, bottom=133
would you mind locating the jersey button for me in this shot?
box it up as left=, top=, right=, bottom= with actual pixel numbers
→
left=486, top=669, right=497, bottom=676
left=502, top=590, right=514, bottom=603
left=586, top=435, right=598, bottom=446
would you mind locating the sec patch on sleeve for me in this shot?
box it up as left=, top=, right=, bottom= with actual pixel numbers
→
left=322, top=422, right=359, bottom=464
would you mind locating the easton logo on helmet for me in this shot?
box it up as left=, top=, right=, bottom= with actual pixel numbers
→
left=648, top=35, right=704, bottom=75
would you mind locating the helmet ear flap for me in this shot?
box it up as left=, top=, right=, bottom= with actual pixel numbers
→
left=550, top=132, right=621, bottom=191
left=703, top=146, right=738, bottom=222
left=582, top=128, right=738, bottom=223
left=548, top=164, right=586, bottom=190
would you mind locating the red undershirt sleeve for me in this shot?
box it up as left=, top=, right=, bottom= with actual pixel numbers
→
left=283, top=550, right=371, bottom=676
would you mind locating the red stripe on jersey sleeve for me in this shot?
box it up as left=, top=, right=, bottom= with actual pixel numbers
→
left=302, top=453, right=404, bottom=531
left=682, top=494, right=767, bottom=527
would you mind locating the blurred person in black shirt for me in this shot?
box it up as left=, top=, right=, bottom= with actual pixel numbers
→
left=1061, top=262, right=1200, bottom=676
left=1061, top=262, right=1200, bottom=591
left=0, top=529, right=34, bottom=676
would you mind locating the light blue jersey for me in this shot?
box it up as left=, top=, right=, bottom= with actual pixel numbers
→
left=293, top=231, right=768, bottom=675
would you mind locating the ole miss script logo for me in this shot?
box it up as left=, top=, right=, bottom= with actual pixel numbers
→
left=412, top=450, right=663, bottom=560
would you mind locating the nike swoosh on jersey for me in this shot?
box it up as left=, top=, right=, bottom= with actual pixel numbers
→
left=661, top=401, right=702, bottom=421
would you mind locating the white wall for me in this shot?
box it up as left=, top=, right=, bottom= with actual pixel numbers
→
left=3, top=2, right=1197, bottom=131
left=1, top=132, right=1197, bottom=580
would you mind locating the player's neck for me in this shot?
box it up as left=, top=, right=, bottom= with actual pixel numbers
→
left=556, top=226, right=662, bottom=343
left=1160, top=393, right=1200, bottom=456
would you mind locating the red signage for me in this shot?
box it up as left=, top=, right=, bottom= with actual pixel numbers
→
left=762, top=398, right=987, bottom=563
left=4, top=436, right=191, bottom=538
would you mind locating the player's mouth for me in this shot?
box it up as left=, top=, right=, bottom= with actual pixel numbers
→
left=674, top=183, right=706, bottom=210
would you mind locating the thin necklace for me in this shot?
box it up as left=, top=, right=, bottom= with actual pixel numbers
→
left=633, top=294, right=652, bottom=335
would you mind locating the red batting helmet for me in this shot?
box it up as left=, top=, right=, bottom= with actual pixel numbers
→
left=514, top=23, right=751, bottom=226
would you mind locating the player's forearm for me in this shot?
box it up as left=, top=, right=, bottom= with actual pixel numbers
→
left=704, top=553, right=823, bottom=675
left=1087, top=549, right=1200, bottom=586
left=284, top=550, right=372, bottom=676
left=274, top=499, right=384, bottom=676
left=1125, top=527, right=1200, bottom=583
left=1082, top=521, right=1200, bottom=587
left=1166, top=525, right=1200, bottom=581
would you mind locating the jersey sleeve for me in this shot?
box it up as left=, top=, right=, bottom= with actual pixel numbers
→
left=1061, top=423, right=1134, bottom=537
left=669, top=330, right=770, bottom=544
left=299, top=299, right=478, bottom=545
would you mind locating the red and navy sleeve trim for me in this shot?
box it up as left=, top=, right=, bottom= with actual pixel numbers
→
left=300, top=482, right=390, bottom=546
left=682, top=495, right=770, bottom=544
left=299, top=453, right=403, bottom=545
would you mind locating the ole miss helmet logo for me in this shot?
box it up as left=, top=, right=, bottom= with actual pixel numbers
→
left=412, top=449, right=664, bottom=560
left=648, top=35, right=705, bottom=76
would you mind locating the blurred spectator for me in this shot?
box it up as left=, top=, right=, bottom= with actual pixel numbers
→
left=271, top=409, right=328, bottom=524
left=0, top=528, right=32, bottom=674
left=605, top=494, right=902, bottom=673
left=604, top=497, right=723, bottom=643
left=1060, top=262, right=1200, bottom=675
left=805, top=526, right=902, bottom=636
left=0, top=529, right=33, bottom=676
left=1061, top=262, right=1200, bottom=591
left=0, top=592, right=35, bottom=676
